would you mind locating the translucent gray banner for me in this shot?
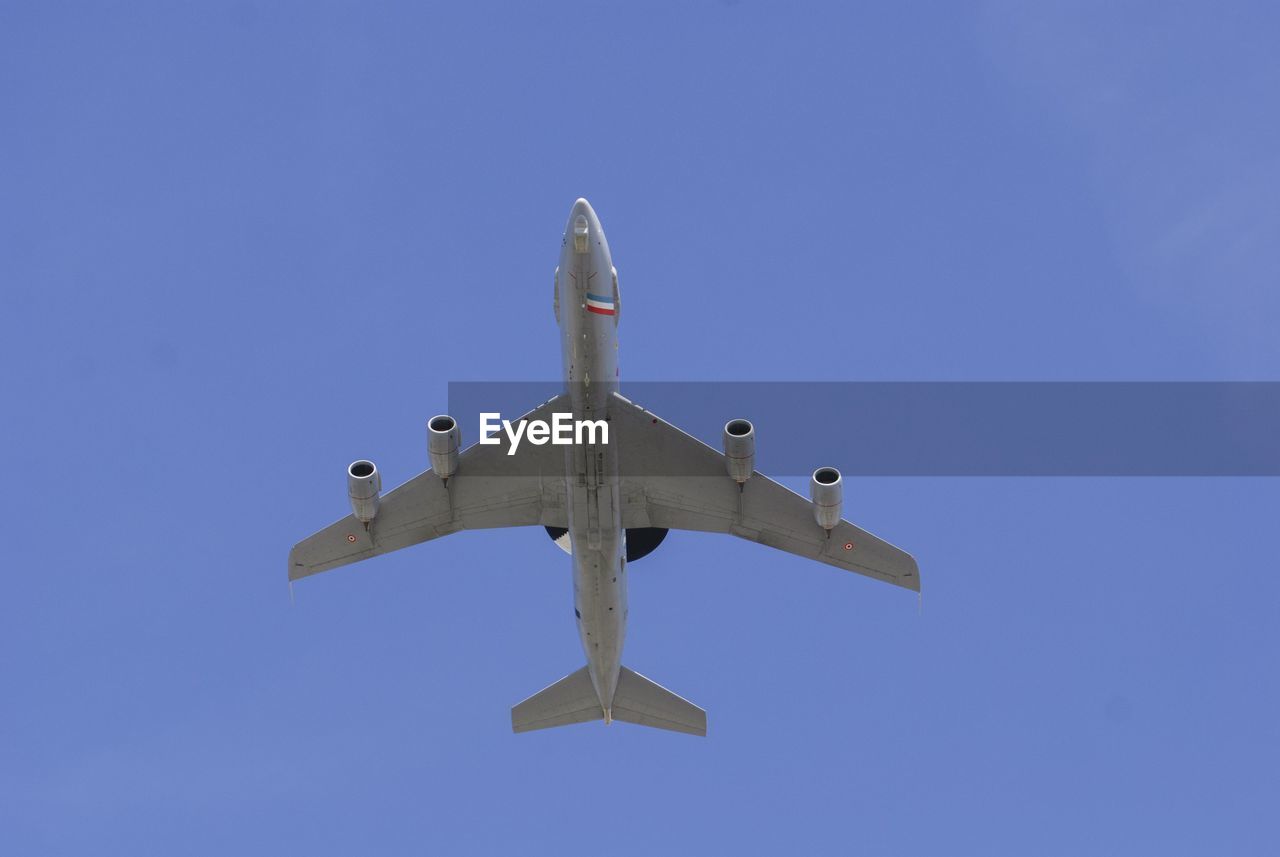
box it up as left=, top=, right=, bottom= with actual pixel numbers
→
left=447, top=382, right=1280, bottom=476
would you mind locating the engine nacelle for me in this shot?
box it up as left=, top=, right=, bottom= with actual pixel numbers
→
left=723, top=419, right=755, bottom=483
left=810, top=467, right=843, bottom=531
left=428, top=414, right=461, bottom=479
left=348, top=459, right=381, bottom=524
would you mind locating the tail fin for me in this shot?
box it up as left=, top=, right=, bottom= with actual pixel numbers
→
left=510, top=665, right=706, bottom=736
left=612, top=666, right=706, bottom=736
left=511, top=666, right=602, bottom=733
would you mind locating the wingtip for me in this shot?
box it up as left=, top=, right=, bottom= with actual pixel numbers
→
left=904, top=555, right=922, bottom=593
left=287, top=547, right=306, bottom=582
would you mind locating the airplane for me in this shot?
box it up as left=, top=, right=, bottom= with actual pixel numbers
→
left=288, top=198, right=920, bottom=736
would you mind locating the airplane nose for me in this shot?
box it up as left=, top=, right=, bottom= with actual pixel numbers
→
left=570, top=198, right=596, bottom=253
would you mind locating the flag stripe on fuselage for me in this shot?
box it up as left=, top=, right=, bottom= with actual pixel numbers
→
left=585, top=292, right=615, bottom=315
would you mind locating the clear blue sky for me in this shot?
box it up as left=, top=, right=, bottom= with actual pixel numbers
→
left=3, top=2, right=1279, bottom=854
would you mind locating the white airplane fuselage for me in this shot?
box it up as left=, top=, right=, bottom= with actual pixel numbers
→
left=556, top=198, right=625, bottom=719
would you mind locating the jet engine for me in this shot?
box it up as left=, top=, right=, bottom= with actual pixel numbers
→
left=348, top=459, right=381, bottom=524
left=428, top=414, right=461, bottom=479
left=723, top=419, right=755, bottom=484
left=810, top=467, right=842, bottom=531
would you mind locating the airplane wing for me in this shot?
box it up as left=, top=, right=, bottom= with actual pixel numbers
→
left=289, top=395, right=570, bottom=582
left=612, top=394, right=920, bottom=591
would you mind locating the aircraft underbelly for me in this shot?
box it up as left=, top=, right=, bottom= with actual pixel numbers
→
left=566, top=407, right=624, bottom=704
left=559, top=200, right=626, bottom=708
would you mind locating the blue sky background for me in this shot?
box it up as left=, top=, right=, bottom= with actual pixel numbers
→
left=3, top=2, right=1279, bottom=854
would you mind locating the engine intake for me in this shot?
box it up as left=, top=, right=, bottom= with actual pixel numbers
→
left=348, top=459, right=381, bottom=523
left=810, top=466, right=842, bottom=531
left=428, top=414, right=461, bottom=479
left=723, top=419, right=755, bottom=483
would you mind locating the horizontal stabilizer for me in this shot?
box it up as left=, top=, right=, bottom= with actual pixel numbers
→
left=511, top=666, right=602, bottom=733
left=612, top=666, right=706, bottom=736
left=511, top=665, right=707, bottom=736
